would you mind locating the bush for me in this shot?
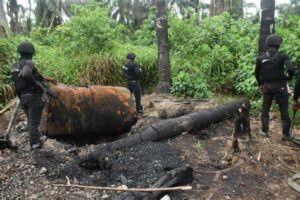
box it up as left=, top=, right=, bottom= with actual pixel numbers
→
left=169, top=12, right=259, bottom=98
left=79, top=54, right=124, bottom=86
left=0, top=38, right=20, bottom=104
left=171, top=71, right=211, bottom=99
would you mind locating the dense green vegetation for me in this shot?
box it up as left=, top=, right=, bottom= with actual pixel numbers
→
left=1, top=3, right=300, bottom=108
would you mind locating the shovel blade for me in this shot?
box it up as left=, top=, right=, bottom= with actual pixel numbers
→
left=0, top=137, right=17, bottom=150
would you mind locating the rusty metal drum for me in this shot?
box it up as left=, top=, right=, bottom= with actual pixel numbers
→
left=40, top=83, right=136, bottom=136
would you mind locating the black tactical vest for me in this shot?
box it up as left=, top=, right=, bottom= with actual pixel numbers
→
left=11, top=61, right=43, bottom=96
left=123, top=61, right=141, bottom=81
left=259, top=52, right=287, bottom=82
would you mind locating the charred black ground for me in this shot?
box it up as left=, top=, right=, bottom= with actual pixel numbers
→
left=33, top=141, right=186, bottom=187
left=0, top=95, right=300, bottom=199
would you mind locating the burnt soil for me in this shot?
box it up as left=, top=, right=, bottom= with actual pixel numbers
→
left=0, top=94, right=300, bottom=200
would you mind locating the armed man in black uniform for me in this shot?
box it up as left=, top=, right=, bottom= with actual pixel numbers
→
left=123, top=53, right=143, bottom=113
left=255, top=34, right=295, bottom=141
left=11, top=42, right=48, bottom=149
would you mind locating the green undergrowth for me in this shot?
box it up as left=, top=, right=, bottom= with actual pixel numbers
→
left=1, top=3, right=300, bottom=109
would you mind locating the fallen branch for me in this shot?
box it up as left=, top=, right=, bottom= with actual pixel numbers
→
left=0, top=98, right=17, bottom=115
left=114, top=166, right=193, bottom=200
left=194, top=158, right=246, bottom=175
left=54, top=184, right=192, bottom=192
left=278, top=144, right=300, bottom=150
left=159, top=105, right=194, bottom=119
left=3, top=99, right=20, bottom=138
left=256, top=186, right=273, bottom=193
left=0, top=99, right=20, bottom=150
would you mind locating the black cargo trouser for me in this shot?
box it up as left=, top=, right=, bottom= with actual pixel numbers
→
left=261, top=81, right=291, bottom=136
left=20, top=92, right=45, bottom=146
left=127, top=80, right=142, bottom=111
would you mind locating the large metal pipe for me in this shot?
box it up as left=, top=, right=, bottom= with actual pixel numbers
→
left=79, top=98, right=250, bottom=167
left=40, top=83, right=136, bottom=136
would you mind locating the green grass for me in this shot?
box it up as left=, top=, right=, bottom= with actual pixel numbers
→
left=194, top=141, right=203, bottom=152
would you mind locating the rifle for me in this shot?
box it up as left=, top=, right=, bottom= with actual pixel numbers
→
left=36, top=80, right=67, bottom=107
left=0, top=100, right=20, bottom=150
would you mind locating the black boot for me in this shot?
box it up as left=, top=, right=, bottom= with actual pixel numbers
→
left=136, top=105, right=143, bottom=114
left=282, top=120, right=292, bottom=141
left=31, top=136, right=47, bottom=149
left=260, top=117, right=270, bottom=137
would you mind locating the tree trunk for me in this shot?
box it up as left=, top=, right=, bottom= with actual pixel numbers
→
left=79, top=98, right=250, bottom=168
left=155, top=0, right=170, bottom=94
left=25, top=0, right=32, bottom=34
left=229, top=0, right=243, bottom=19
left=114, top=166, right=193, bottom=200
left=7, top=0, right=21, bottom=34
left=0, top=0, right=8, bottom=37
left=210, top=0, right=243, bottom=18
left=210, top=0, right=224, bottom=16
left=258, top=0, right=275, bottom=55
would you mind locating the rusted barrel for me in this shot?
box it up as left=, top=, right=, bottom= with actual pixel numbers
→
left=40, top=83, right=136, bottom=136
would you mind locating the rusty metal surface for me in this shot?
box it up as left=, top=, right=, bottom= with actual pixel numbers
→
left=40, top=83, right=136, bottom=136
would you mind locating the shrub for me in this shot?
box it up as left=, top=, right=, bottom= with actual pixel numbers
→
left=171, top=71, right=211, bottom=99
left=79, top=54, right=125, bottom=86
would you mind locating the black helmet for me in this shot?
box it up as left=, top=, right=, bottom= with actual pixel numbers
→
left=127, top=52, right=136, bottom=60
left=265, top=34, right=282, bottom=48
left=17, top=42, right=35, bottom=54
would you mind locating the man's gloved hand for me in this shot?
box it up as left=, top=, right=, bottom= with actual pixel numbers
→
left=41, top=92, right=49, bottom=103
left=258, top=86, right=264, bottom=94
left=292, top=100, right=300, bottom=111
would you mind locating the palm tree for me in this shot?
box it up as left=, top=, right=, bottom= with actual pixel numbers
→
left=243, top=2, right=257, bottom=17
left=108, top=0, right=152, bottom=30
left=259, top=0, right=275, bottom=54
left=210, top=0, right=243, bottom=18
left=131, top=0, right=151, bottom=29
left=110, top=0, right=131, bottom=25
left=6, top=0, right=23, bottom=34
left=168, top=0, right=191, bottom=17
left=103, top=0, right=212, bottom=29
left=277, top=0, right=300, bottom=15
left=35, top=0, right=63, bottom=27
left=62, top=0, right=92, bottom=17
left=0, top=0, right=8, bottom=37
left=155, top=0, right=170, bottom=93
left=291, top=0, right=300, bottom=14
